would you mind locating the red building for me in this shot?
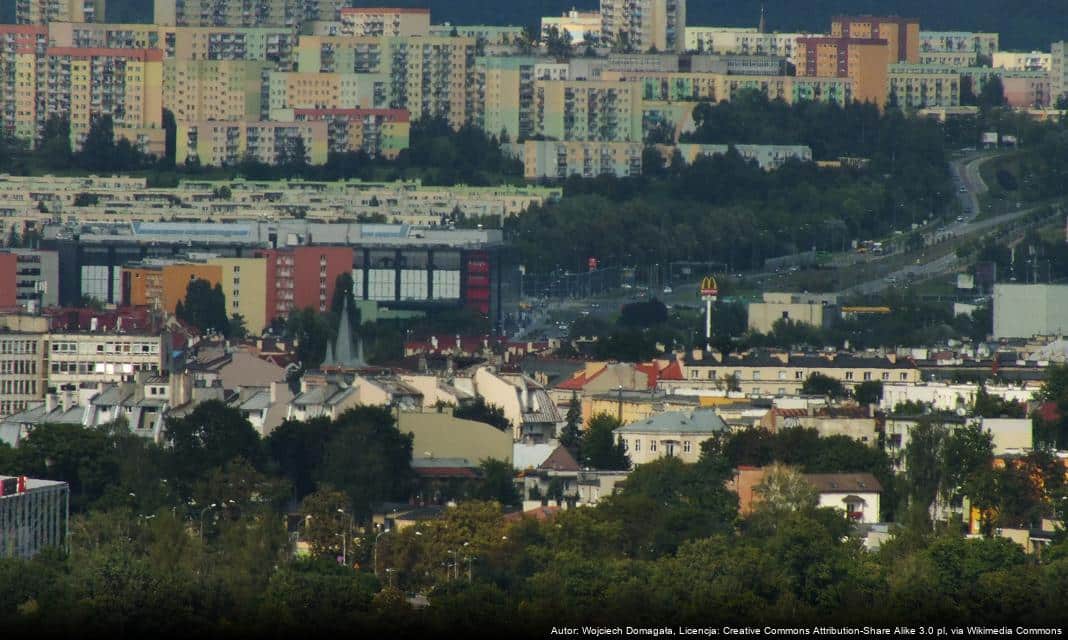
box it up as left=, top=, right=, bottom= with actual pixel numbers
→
left=0, top=253, right=17, bottom=309
left=261, top=246, right=354, bottom=324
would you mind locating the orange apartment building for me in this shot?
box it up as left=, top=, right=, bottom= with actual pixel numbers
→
left=831, top=16, right=920, bottom=63
left=123, top=263, right=222, bottom=314
left=796, top=36, right=890, bottom=106
left=339, top=7, right=431, bottom=37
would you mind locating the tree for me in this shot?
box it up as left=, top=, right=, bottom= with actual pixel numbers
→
left=581, top=413, right=628, bottom=470
left=855, top=380, right=883, bottom=406
left=299, top=487, right=356, bottom=561
left=266, top=417, right=331, bottom=501
left=559, top=392, right=583, bottom=453
left=228, top=314, right=249, bottom=340
left=904, top=419, right=949, bottom=517
left=752, top=463, right=819, bottom=514
left=39, top=114, right=72, bottom=170
left=175, top=278, right=228, bottom=335
left=77, top=115, right=118, bottom=172
left=978, top=77, right=1006, bottom=109
left=163, top=400, right=261, bottom=486
left=802, top=373, right=847, bottom=399
left=544, top=25, right=573, bottom=59
left=454, top=397, right=512, bottom=433
left=475, top=458, right=520, bottom=507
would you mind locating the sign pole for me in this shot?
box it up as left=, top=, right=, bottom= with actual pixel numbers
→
left=699, top=275, right=718, bottom=353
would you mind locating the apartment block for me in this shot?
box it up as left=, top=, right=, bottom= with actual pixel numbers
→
left=600, top=0, right=686, bottom=54
left=796, top=37, right=890, bottom=106
left=291, top=108, right=410, bottom=158
left=260, top=245, right=353, bottom=321
left=210, top=257, right=267, bottom=334
left=0, top=26, right=47, bottom=142
left=919, top=31, right=998, bottom=55
left=44, top=47, right=165, bottom=154
left=918, top=51, right=978, bottom=67
left=339, top=7, right=430, bottom=37
left=662, top=144, right=813, bottom=171
left=716, top=74, right=853, bottom=106
left=122, top=262, right=223, bottom=314
left=993, top=51, right=1052, bottom=71
left=153, top=0, right=340, bottom=28
left=16, top=0, right=104, bottom=24
left=472, top=56, right=538, bottom=142
left=160, top=26, right=298, bottom=65
left=1053, top=42, right=1068, bottom=104
left=0, top=315, right=47, bottom=417
left=295, top=34, right=384, bottom=73
left=46, top=332, right=164, bottom=390
left=685, top=27, right=806, bottom=62
left=534, top=79, right=643, bottom=142
left=176, top=120, right=329, bottom=166
left=48, top=22, right=161, bottom=50
left=831, top=16, right=920, bottom=63
left=0, top=250, right=60, bottom=311
left=428, top=25, right=525, bottom=47
left=541, top=9, right=602, bottom=45
left=164, top=59, right=271, bottom=122
left=1000, top=71, right=1050, bottom=108
left=266, top=71, right=378, bottom=116
left=523, top=140, right=643, bottom=179
left=887, top=64, right=962, bottom=108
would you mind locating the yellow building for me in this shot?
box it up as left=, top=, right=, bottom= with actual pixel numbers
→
left=290, top=108, right=410, bottom=159
left=209, top=257, right=268, bottom=334
left=176, top=120, right=329, bottom=166
left=16, top=0, right=105, bottom=24
left=45, top=46, right=165, bottom=155
left=0, top=26, right=47, bottom=142
left=534, top=79, right=643, bottom=142
left=796, top=37, right=890, bottom=106
left=472, top=56, right=539, bottom=142
left=159, top=26, right=299, bottom=64
left=600, top=0, right=686, bottom=54
left=831, top=15, right=920, bottom=63
left=541, top=8, right=602, bottom=45
left=164, top=59, right=271, bottom=123
left=153, top=0, right=341, bottom=28
left=47, top=22, right=161, bottom=49
left=339, top=7, right=430, bottom=37
left=266, top=71, right=378, bottom=117
left=523, top=140, right=644, bottom=179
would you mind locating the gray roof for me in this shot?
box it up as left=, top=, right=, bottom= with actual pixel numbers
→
left=614, top=408, right=729, bottom=435
left=1, top=402, right=84, bottom=426
left=235, top=388, right=272, bottom=412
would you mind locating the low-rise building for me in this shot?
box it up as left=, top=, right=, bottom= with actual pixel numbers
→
left=748, top=292, right=838, bottom=334
left=522, top=140, right=644, bottom=180
left=615, top=408, right=729, bottom=465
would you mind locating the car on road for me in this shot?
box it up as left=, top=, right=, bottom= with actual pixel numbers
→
left=959, top=186, right=967, bottom=193
left=956, top=216, right=965, bottom=222
left=662, top=286, right=673, bottom=294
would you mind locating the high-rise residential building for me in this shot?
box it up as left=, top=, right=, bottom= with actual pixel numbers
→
left=259, top=245, right=353, bottom=321
left=472, top=56, right=539, bottom=143
left=16, top=0, right=105, bottom=24
left=0, top=314, right=47, bottom=418
left=176, top=120, right=329, bottom=166
left=48, top=22, right=162, bottom=50
left=831, top=16, right=919, bottom=64
left=291, top=108, right=410, bottom=159
left=600, top=0, right=686, bottom=54
left=887, top=64, right=961, bottom=109
left=1053, top=42, right=1068, bottom=104
left=523, top=140, right=644, bottom=179
left=919, top=31, right=999, bottom=56
left=685, top=27, right=807, bottom=63
left=541, top=8, right=602, bottom=45
left=0, top=26, right=47, bottom=142
left=153, top=0, right=341, bottom=28
left=339, top=7, right=431, bottom=37
left=533, top=79, right=643, bottom=142
left=795, top=37, right=890, bottom=106
left=44, top=47, right=165, bottom=154
left=992, top=51, right=1052, bottom=72
left=160, top=26, right=298, bottom=65
left=266, top=71, right=377, bottom=117
left=164, top=59, right=271, bottom=122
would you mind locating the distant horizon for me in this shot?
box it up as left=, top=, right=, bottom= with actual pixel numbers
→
left=0, top=1, right=1061, bottom=51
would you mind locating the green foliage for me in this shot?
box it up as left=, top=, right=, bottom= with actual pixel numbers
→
left=855, top=380, right=884, bottom=405
left=163, top=400, right=262, bottom=487
left=175, top=278, right=229, bottom=335
left=801, top=373, right=848, bottom=399
left=559, top=392, right=583, bottom=453
left=474, top=458, right=520, bottom=507
left=581, top=413, right=629, bottom=470
left=618, top=298, right=668, bottom=328
left=299, top=487, right=356, bottom=559
left=453, top=397, right=512, bottom=432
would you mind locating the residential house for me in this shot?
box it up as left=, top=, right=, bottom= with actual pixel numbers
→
left=614, top=408, right=729, bottom=465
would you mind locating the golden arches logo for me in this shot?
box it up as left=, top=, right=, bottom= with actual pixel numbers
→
left=700, top=275, right=718, bottom=296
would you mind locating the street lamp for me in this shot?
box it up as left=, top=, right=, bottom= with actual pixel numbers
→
left=374, top=525, right=392, bottom=579
left=199, top=503, right=218, bottom=540
left=337, top=508, right=353, bottom=567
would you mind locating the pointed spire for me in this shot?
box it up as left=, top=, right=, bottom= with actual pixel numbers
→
left=332, top=296, right=367, bottom=368
left=758, top=3, right=766, bottom=34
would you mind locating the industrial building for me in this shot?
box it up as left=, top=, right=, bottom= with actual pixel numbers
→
left=0, top=475, right=69, bottom=560
left=993, top=284, right=1068, bottom=339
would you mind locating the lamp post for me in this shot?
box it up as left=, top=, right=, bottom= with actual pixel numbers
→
left=199, top=503, right=218, bottom=540
left=373, top=526, right=391, bottom=579
left=337, top=508, right=352, bottom=567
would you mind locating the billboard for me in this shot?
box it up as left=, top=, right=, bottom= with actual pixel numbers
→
left=981, top=132, right=999, bottom=145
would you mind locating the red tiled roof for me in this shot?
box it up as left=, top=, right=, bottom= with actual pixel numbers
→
left=556, top=366, right=605, bottom=390
left=538, top=446, right=580, bottom=472
left=659, top=360, right=684, bottom=381
left=635, top=363, right=659, bottom=389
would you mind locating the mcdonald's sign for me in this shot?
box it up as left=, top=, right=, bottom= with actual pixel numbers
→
left=700, top=275, right=718, bottom=298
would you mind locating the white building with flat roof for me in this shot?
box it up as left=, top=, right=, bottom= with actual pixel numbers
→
left=994, top=284, right=1068, bottom=339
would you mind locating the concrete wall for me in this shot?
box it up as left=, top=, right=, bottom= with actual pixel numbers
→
left=994, top=284, right=1068, bottom=338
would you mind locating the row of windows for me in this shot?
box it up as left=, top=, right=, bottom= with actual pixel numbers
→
left=51, top=341, right=159, bottom=354
left=51, top=362, right=158, bottom=375
left=0, top=339, right=37, bottom=354
left=0, top=359, right=36, bottom=375
left=621, top=439, right=692, bottom=454
left=687, top=368, right=909, bottom=382
left=0, top=379, right=35, bottom=395
left=0, top=400, right=29, bottom=415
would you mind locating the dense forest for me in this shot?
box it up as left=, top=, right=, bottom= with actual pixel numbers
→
left=0, top=0, right=1052, bottom=50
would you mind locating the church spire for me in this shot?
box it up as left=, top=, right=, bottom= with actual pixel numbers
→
left=758, top=3, right=766, bottom=34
